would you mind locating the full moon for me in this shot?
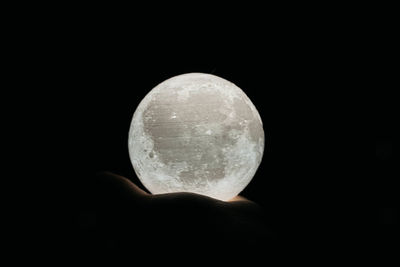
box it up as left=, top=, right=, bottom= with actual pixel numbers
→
left=128, top=73, right=264, bottom=201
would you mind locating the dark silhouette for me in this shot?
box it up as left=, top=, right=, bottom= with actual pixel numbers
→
left=87, top=172, right=276, bottom=258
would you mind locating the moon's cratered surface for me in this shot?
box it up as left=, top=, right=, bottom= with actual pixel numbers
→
left=128, top=73, right=264, bottom=201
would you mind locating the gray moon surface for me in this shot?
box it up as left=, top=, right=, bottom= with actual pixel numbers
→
left=128, top=73, right=264, bottom=201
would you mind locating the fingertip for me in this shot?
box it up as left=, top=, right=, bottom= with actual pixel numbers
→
left=228, top=195, right=249, bottom=202
left=96, top=171, right=149, bottom=198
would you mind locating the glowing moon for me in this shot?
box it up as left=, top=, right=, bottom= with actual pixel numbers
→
left=128, top=73, right=264, bottom=201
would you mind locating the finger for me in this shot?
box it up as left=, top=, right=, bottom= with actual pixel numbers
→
left=96, top=171, right=149, bottom=199
left=225, top=195, right=265, bottom=215
left=228, top=195, right=251, bottom=202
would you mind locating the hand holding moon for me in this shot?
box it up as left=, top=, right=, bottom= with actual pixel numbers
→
left=128, top=73, right=264, bottom=201
left=95, top=171, right=273, bottom=254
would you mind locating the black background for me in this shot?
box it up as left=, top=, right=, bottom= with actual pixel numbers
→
left=25, top=7, right=396, bottom=262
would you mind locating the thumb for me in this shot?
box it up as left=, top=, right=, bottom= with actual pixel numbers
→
left=96, top=171, right=149, bottom=201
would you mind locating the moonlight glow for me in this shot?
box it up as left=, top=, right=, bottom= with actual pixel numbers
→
left=128, top=73, right=264, bottom=201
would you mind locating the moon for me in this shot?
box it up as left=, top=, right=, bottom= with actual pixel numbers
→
left=128, top=73, right=264, bottom=201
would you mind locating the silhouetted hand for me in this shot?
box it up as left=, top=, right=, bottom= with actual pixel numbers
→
left=94, top=172, right=275, bottom=258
